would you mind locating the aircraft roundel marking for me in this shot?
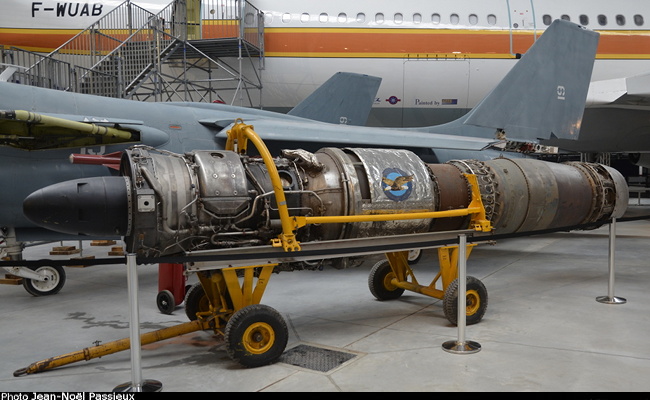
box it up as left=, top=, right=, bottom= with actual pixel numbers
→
left=381, top=168, right=414, bottom=201
left=385, top=96, right=401, bottom=105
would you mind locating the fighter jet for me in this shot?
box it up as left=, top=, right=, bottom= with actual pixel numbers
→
left=0, top=20, right=603, bottom=296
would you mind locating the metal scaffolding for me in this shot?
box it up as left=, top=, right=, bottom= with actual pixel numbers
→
left=0, top=0, right=263, bottom=107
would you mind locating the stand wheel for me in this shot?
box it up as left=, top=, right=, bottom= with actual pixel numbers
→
left=368, top=259, right=404, bottom=300
left=224, top=304, right=289, bottom=368
left=156, top=290, right=176, bottom=314
left=407, top=249, right=422, bottom=264
left=443, top=276, right=488, bottom=326
left=22, top=265, right=66, bottom=296
left=184, top=282, right=211, bottom=321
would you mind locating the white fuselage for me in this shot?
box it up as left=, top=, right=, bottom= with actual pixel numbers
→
left=2, top=0, right=649, bottom=126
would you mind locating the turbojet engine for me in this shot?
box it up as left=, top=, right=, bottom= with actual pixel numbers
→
left=23, top=146, right=628, bottom=266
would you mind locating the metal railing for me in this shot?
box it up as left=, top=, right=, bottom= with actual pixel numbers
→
left=0, top=0, right=263, bottom=104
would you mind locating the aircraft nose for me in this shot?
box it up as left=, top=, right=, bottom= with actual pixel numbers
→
left=23, top=176, right=131, bottom=237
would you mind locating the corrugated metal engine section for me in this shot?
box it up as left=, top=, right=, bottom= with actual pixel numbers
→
left=280, top=344, right=357, bottom=372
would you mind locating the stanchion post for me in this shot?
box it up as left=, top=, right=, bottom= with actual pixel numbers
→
left=596, top=218, right=626, bottom=305
left=442, top=233, right=481, bottom=354
left=114, top=254, right=163, bottom=392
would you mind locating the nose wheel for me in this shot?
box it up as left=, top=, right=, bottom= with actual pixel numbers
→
left=22, top=265, right=66, bottom=296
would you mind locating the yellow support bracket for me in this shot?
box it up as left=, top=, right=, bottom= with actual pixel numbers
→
left=226, top=118, right=492, bottom=253
left=226, top=119, right=301, bottom=252
left=221, top=264, right=277, bottom=311
left=384, top=243, right=476, bottom=301
left=292, top=173, right=491, bottom=232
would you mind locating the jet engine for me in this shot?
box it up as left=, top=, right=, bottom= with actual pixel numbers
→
left=23, top=145, right=628, bottom=265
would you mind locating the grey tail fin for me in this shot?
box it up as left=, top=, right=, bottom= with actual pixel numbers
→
left=459, top=19, right=599, bottom=141
left=287, top=72, right=381, bottom=126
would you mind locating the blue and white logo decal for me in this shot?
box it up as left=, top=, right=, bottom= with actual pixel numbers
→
left=381, top=168, right=414, bottom=201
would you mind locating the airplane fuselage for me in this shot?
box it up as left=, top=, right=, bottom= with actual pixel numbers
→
left=1, top=0, right=649, bottom=128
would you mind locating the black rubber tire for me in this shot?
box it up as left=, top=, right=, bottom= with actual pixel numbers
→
left=22, top=265, right=66, bottom=296
left=184, top=282, right=211, bottom=321
left=368, top=259, right=405, bottom=301
left=407, top=249, right=423, bottom=264
left=224, top=304, right=289, bottom=368
left=443, top=276, right=488, bottom=326
left=156, top=290, right=176, bottom=314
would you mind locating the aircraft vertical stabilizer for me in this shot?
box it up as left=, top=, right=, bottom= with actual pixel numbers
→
left=287, top=72, right=381, bottom=126
left=462, top=19, right=599, bottom=141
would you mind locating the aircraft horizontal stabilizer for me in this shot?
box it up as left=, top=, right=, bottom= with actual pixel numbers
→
left=586, top=73, right=650, bottom=107
left=463, top=19, right=599, bottom=141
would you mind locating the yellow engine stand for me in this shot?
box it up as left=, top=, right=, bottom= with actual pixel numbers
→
left=385, top=245, right=476, bottom=300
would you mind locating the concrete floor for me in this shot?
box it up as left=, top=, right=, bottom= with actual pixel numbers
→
left=1, top=201, right=650, bottom=392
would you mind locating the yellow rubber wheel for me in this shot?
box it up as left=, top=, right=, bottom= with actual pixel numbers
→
left=241, top=321, right=276, bottom=354
left=443, top=276, right=488, bottom=326
left=224, top=304, right=288, bottom=368
left=368, top=259, right=404, bottom=300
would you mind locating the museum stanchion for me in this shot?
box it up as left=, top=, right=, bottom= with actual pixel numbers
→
left=114, top=253, right=163, bottom=392
left=442, top=233, right=481, bottom=354
left=596, top=218, right=627, bottom=305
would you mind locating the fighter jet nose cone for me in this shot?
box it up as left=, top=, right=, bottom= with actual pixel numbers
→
left=23, top=176, right=131, bottom=237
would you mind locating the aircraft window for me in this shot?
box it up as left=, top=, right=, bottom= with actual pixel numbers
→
left=561, top=14, right=570, bottom=21
left=300, top=13, right=309, bottom=23
left=357, top=13, right=366, bottom=23
left=245, top=12, right=255, bottom=25
left=450, top=13, right=460, bottom=25
left=376, top=13, right=385, bottom=24
left=413, top=13, right=422, bottom=23
left=634, top=14, right=644, bottom=26
left=469, top=14, right=478, bottom=25
left=487, top=14, right=497, bottom=25
left=598, top=14, right=607, bottom=26
left=542, top=14, right=552, bottom=25
left=319, top=13, right=329, bottom=23
left=580, top=15, right=589, bottom=25
left=432, top=13, right=441, bottom=24
left=338, top=13, right=347, bottom=23
left=264, top=12, right=273, bottom=24
left=282, top=12, right=291, bottom=23
left=394, top=13, right=403, bottom=24
left=616, top=15, right=625, bottom=26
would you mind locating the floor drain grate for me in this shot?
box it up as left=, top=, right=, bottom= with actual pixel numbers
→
left=279, top=344, right=357, bottom=372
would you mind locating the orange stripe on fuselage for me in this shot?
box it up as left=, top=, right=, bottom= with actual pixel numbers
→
left=2, top=26, right=649, bottom=59
left=0, top=29, right=79, bottom=52
left=264, top=28, right=650, bottom=59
